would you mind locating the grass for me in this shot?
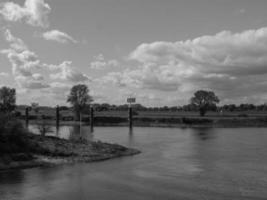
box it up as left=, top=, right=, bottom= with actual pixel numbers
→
left=14, top=107, right=267, bottom=128
left=0, top=113, right=141, bottom=170
left=16, top=107, right=267, bottom=119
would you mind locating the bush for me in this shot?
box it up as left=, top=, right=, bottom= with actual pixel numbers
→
left=94, top=116, right=128, bottom=123
left=182, top=117, right=213, bottom=124
left=237, top=113, right=248, bottom=117
left=0, top=113, right=29, bottom=154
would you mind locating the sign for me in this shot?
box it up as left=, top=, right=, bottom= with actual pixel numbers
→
left=127, top=98, right=136, bottom=103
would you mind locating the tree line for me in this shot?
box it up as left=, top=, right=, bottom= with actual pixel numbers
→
left=2, top=85, right=267, bottom=118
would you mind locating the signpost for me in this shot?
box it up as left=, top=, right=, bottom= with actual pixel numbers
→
left=127, top=97, right=136, bottom=105
left=127, top=97, right=136, bottom=130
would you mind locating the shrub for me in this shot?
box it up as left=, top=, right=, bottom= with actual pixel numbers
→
left=237, top=113, right=248, bottom=117
left=182, top=117, right=213, bottom=124
left=0, top=113, right=29, bottom=154
left=94, top=116, right=128, bottom=123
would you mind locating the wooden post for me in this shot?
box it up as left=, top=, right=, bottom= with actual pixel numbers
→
left=129, top=106, right=133, bottom=130
left=56, top=105, right=60, bottom=127
left=25, top=107, right=29, bottom=128
left=90, top=107, right=94, bottom=133
left=127, top=97, right=135, bottom=131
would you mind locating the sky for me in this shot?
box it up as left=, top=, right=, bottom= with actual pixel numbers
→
left=0, top=0, right=267, bottom=106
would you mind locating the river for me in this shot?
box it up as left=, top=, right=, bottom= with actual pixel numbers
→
left=1, top=126, right=267, bottom=200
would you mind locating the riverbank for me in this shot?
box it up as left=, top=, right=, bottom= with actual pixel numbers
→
left=0, top=133, right=140, bottom=171
left=25, top=115, right=267, bottom=128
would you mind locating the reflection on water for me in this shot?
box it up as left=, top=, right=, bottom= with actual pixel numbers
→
left=28, top=124, right=95, bottom=141
left=1, top=127, right=267, bottom=200
left=192, top=128, right=215, bottom=140
left=69, top=125, right=94, bottom=142
left=56, top=125, right=60, bottom=137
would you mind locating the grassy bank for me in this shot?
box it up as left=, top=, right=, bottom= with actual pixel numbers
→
left=16, top=109, right=267, bottom=128
left=26, top=115, right=267, bottom=128
left=0, top=116, right=140, bottom=171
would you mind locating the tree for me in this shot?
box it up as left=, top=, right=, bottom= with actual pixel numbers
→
left=31, top=102, right=39, bottom=116
left=0, top=86, right=16, bottom=113
left=190, top=90, right=219, bottom=116
left=67, top=84, right=93, bottom=120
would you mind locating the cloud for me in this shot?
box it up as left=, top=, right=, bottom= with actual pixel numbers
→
left=101, top=27, right=267, bottom=103
left=48, top=82, right=71, bottom=101
left=32, top=73, right=44, bottom=80
left=100, top=63, right=184, bottom=91
left=130, top=27, right=267, bottom=76
left=42, top=30, right=77, bottom=44
left=15, top=75, right=49, bottom=89
left=2, top=29, right=90, bottom=90
left=1, top=29, right=49, bottom=89
left=0, top=0, right=51, bottom=28
left=90, top=54, right=119, bottom=70
left=0, top=72, right=9, bottom=77
left=1, top=29, right=41, bottom=76
left=49, top=61, right=90, bottom=82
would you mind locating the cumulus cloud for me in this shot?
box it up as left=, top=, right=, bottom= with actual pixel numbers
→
left=100, top=27, right=267, bottom=103
left=47, top=82, right=71, bottom=101
left=42, top=30, right=77, bottom=44
left=1, top=29, right=89, bottom=90
left=49, top=61, right=90, bottom=82
left=90, top=54, right=119, bottom=70
left=1, top=29, right=49, bottom=89
left=0, top=0, right=51, bottom=28
left=1, top=29, right=40, bottom=76
left=0, top=72, right=9, bottom=77
left=130, top=27, right=267, bottom=76
left=100, top=63, right=187, bottom=91
left=15, top=75, right=49, bottom=89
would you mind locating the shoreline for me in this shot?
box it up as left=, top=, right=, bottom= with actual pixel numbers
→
left=0, top=133, right=140, bottom=171
left=25, top=116, right=267, bottom=128
left=0, top=149, right=139, bottom=171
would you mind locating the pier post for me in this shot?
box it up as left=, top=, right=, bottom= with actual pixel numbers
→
left=129, top=106, right=133, bottom=130
left=127, top=97, right=135, bottom=131
left=56, top=106, right=60, bottom=135
left=56, top=105, right=60, bottom=128
left=25, top=107, right=29, bottom=128
left=90, top=107, right=94, bottom=133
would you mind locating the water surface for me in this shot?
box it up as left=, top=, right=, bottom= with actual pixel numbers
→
left=1, top=126, right=267, bottom=200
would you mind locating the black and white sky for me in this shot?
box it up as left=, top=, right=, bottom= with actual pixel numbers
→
left=1, top=0, right=267, bottom=106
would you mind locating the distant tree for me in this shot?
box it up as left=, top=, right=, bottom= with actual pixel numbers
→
left=0, top=86, right=16, bottom=113
left=67, top=84, right=93, bottom=120
left=31, top=102, right=39, bottom=114
left=190, top=90, right=220, bottom=116
left=225, top=104, right=236, bottom=112
left=59, top=106, right=69, bottom=111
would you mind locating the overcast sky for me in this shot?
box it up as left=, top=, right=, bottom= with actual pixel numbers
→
left=1, top=0, right=267, bottom=106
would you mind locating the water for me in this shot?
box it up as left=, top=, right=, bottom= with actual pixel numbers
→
left=1, top=126, right=267, bottom=200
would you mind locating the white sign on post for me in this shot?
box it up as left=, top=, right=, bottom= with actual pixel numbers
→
left=127, top=98, right=136, bottom=103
